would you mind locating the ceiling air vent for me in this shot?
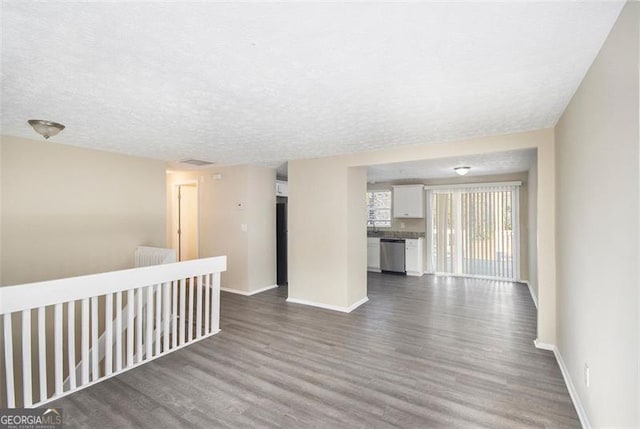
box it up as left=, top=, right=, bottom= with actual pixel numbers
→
left=179, top=159, right=215, bottom=167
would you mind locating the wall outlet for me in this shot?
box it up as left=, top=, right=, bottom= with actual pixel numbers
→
left=584, top=364, right=590, bottom=388
left=240, top=223, right=248, bottom=232
left=400, top=222, right=405, bottom=229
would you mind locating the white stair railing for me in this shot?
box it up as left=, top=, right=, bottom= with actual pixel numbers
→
left=0, top=256, right=226, bottom=408
left=61, top=246, right=177, bottom=390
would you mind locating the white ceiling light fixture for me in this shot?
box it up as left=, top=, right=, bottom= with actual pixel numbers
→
left=454, top=166, right=471, bottom=176
left=28, top=119, right=65, bottom=139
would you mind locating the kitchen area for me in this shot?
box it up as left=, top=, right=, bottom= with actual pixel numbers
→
left=367, top=184, right=425, bottom=276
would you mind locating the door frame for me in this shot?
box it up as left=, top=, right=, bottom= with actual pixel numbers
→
left=171, top=180, right=200, bottom=261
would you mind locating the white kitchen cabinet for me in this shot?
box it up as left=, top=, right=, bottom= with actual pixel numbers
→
left=393, top=185, right=424, bottom=218
left=367, top=237, right=381, bottom=272
left=405, top=238, right=424, bottom=276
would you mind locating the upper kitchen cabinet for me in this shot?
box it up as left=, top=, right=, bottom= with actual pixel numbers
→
left=393, top=185, right=424, bottom=218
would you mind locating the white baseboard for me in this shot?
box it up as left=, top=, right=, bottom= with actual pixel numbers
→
left=286, top=296, right=369, bottom=313
left=367, top=268, right=381, bottom=273
left=221, top=284, right=278, bottom=296
left=520, top=280, right=538, bottom=309
left=406, top=271, right=424, bottom=277
left=534, top=340, right=590, bottom=429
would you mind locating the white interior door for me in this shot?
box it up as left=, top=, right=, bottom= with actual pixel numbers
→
left=174, top=183, right=198, bottom=261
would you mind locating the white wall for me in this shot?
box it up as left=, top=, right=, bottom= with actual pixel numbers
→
left=555, top=2, right=639, bottom=426
left=1, top=135, right=167, bottom=286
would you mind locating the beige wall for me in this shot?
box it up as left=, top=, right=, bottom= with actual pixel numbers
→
left=289, top=128, right=556, bottom=343
left=0, top=134, right=167, bottom=406
left=527, top=159, right=538, bottom=303
left=367, top=171, right=531, bottom=281
left=555, top=2, right=639, bottom=427
left=347, top=167, right=368, bottom=306
left=0, top=135, right=167, bottom=286
left=247, top=166, right=278, bottom=291
left=288, top=158, right=352, bottom=307
left=167, top=164, right=276, bottom=293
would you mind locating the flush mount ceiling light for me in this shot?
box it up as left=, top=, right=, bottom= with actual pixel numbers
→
left=28, top=119, right=65, bottom=139
left=454, top=166, right=471, bottom=176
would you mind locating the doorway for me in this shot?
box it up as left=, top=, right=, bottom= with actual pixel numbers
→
left=276, top=198, right=288, bottom=285
left=172, top=182, right=199, bottom=261
left=427, top=183, right=520, bottom=280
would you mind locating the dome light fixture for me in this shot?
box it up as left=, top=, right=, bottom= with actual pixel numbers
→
left=28, top=119, right=65, bottom=139
left=454, top=166, right=471, bottom=176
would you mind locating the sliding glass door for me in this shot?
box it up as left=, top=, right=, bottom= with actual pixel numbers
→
left=429, top=184, right=519, bottom=280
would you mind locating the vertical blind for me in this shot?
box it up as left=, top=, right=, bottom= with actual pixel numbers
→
left=428, top=184, right=519, bottom=280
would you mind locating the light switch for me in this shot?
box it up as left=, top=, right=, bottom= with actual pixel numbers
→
left=241, top=224, right=248, bottom=232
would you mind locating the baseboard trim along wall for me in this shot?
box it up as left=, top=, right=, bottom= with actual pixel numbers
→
left=534, top=340, right=590, bottom=429
left=220, top=284, right=278, bottom=296
left=520, top=280, right=538, bottom=309
left=286, top=296, right=369, bottom=313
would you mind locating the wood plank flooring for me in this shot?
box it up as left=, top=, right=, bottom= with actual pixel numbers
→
left=50, top=273, right=580, bottom=428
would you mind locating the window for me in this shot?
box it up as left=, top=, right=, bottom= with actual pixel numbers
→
left=367, top=190, right=392, bottom=227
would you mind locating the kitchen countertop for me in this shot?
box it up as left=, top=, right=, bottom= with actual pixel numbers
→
left=367, top=231, right=425, bottom=239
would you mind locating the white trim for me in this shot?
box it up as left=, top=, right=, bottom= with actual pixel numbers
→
left=534, top=340, right=591, bottom=429
left=424, top=181, right=522, bottom=190
left=406, top=271, right=423, bottom=277
left=367, top=268, right=382, bottom=273
left=286, top=296, right=369, bottom=313
left=220, top=285, right=278, bottom=296
left=513, top=187, right=521, bottom=280
left=520, top=280, right=538, bottom=308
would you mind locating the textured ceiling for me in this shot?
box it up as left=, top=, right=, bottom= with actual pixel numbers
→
left=367, top=149, right=536, bottom=182
left=1, top=2, right=624, bottom=166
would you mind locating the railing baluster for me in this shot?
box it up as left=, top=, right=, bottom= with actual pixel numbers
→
left=179, top=278, right=186, bottom=345
left=212, top=272, right=221, bottom=332
left=196, top=276, right=203, bottom=338
left=204, top=274, right=210, bottom=334
left=115, top=291, right=122, bottom=371
left=81, top=299, right=89, bottom=386
left=67, top=301, right=76, bottom=390
left=4, top=313, right=15, bottom=408
left=145, top=286, right=153, bottom=360
left=38, top=307, right=47, bottom=401
left=136, top=288, right=143, bottom=363
left=105, top=293, right=113, bottom=376
left=155, top=285, right=161, bottom=355
left=171, top=281, right=178, bottom=349
left=188, top=277, right=194, bottom=342
left=54, top=303, right=63, bottom=395
left=162, top=283, right=170, bottom=353
left=91, top=297, right=99, bottom=381
left=22, top=310, right=32, bottom=406
left=127, top=289, right=134, bottom=367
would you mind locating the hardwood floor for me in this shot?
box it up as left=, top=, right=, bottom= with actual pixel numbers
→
left=51, top=273, right=580, bottom=428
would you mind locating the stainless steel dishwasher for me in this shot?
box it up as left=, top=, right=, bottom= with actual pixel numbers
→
left=380, top=239, right=406, bottom=274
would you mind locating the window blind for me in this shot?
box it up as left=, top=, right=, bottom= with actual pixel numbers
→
left=428, top=184, right=519, bottom=280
